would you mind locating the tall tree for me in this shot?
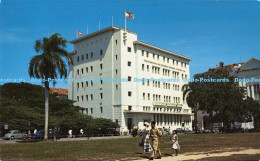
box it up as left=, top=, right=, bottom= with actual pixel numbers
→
left=28, top=33, right=73, bottom=139
left=184, top=62, right=256, bottom=132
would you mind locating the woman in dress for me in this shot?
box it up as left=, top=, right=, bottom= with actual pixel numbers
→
left=142, top=122, right=152, bottom=154
left=172, top=130, right=180, bottom=156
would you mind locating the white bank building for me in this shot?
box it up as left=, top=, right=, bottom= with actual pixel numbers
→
left=68, top=26, right=193, bottom=132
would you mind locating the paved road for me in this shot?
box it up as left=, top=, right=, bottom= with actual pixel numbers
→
left=0, top=135, right=132, bottom=144
left=58, top=135, right=132, bottom=141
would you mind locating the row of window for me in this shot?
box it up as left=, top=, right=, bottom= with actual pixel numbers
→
left=82, top=107, right=103, bottom=115
left=141, top=50, right=187, bottom=68
left=141, top=93, right=181, bottom=103
left=142, top=64, right=188, bottom=78
left=141, top=79, right=180, bottom=91
left=77, top=93, right=103, bottom=102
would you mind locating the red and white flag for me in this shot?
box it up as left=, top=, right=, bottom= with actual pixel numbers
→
left=77, top=31, right=83, bottom=35
left=125, top=11, right=134, bottom=19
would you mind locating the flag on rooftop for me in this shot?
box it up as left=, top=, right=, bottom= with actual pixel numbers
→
left=77, top=31, right=83, bottom=35
left=125, top=11, right=134, bottom=19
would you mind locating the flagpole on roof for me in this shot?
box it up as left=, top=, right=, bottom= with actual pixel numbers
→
left=87, top=25, right=88, bottom=35
left=112, top=16, right=113, bottom=27
left=125, top=10, right=127, bottom=31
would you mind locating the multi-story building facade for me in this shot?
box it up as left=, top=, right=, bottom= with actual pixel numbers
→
left=69, top=26, right=193, bottom=132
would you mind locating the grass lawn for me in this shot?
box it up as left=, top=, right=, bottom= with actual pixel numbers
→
left=0, top=132, right=259, bottom=161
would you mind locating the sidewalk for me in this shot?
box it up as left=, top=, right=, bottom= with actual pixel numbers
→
left=135, top=149, right=260, bottom=161
left=58, top=135, right=131, bottom=141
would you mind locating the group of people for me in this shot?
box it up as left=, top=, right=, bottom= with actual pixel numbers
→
left=141, top=121, right=180, bottom=160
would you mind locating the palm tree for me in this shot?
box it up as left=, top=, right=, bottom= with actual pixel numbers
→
left=28, top=33, right=73, bottom=140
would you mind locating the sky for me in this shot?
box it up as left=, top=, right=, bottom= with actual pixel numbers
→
left=0, top=0, right=260, bottom=89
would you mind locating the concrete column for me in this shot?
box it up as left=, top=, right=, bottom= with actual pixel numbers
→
left=251, top=84, right=255, bottom=99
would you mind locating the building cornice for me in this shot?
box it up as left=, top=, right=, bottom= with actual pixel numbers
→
left=133, top=41, right=192, bottom=61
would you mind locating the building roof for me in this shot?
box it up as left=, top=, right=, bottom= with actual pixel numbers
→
left=49, top=88, right=68, bottom=96
left=134, top=41, right=192, bottom=61
left=213, top=62, right=244, bottom=71
left=70, top=26, right=136, bottom=44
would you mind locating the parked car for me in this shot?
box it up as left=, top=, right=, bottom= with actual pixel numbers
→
left=175, top=128, right=184, bottom=134
left=4, top=130, right=27, bottom=140
left=91, top=128, right=120, bottom=137
left=32, top=129, right=59, bottom=141
left=184, top=130, right=193, bottom=134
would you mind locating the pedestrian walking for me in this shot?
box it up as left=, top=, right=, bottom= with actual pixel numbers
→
left=53, top=127, right=57, bottom=141
left=172, top=130, right=180, bottom=156
left=80, top=129, right=84, bottom=136
left=149, top=121, right=163, bottom=160
left=68, top=129, right=72, bottom=138
left=142, top=122, right=152, bottom=154
left=34, top=129, right=37, bottom=134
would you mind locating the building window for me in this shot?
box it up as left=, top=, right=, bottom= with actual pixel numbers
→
left=81, top=68, right=84, bottom=74
left=163, top=57, right=165, bottom=62
left=167, top=58, right=169, bottom=63
left=128, top=61, right=131, bottom=66
left=157, top=55, right=159, bottom=60
left=86, top=95, right=88, bottom=101
left=115, top=55, right=118, bottom=60
left=115, top=69, right=118, bottom=74
left=86, top=54, right=88, bottom=59
left=128, top=91, right=132, bottom=97
left=142, top=50, right=144, bottom=56
left=81, top=55, right=84, bottom=61
left=153, top=54, right=155, bottom=59
left=176, top=60, right=178, bottom=66
left=115, top=40, right=117, bottom=45
left=81, top=82, right=84, bottom=88
left=91, top=108, right=93, bottom=114
left=90, top=94, right=93, bottom=100
left=116, top=84, right=118, bottom=90
left=77, top=96, right=79, bottom=102
left=100, top=107, right=103, bottom=113
left=90, top=66, right=93, bottom=72
left=100, top=93, right=103, bottom=99
left=81, top=95, right=84, bottom=101
left=128, top=76, right=131, bottom=81
left=142, top=64, right=144, bottom=71
left=77, top=83, right=79, bottom=89
left=100, top=79, right=103, bottom=84
left=86, top=82, right=88, bottom=87
left=86, top=67, right=88, bottom=73
left=100, top=64, right=103, bottom=70
left=77, top=56, right=79, bottom=62
left=143, top=93, right=145, bottom=100
left=91, top=52, right=93, bottom=58
left=77, top=69, right=79, bottom=75
left=86, top=108, right=88, bottom=114
left=128, top=106, right=132, bottom=111
left=100, top=50, right=103, bottom=55
left=173, top=59, right=175, bottom=65
left=147, top=65, right=149, bottom=72
left=146, top=52, right=149, bottom=57
left=127, top=47, right=131, bottom=52
left=91, top=81, right=93, bottom=86
left=148, top=93, right=150, bottom=100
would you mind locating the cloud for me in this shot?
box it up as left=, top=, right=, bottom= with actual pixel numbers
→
left=0, top=28, right=32, bottom=44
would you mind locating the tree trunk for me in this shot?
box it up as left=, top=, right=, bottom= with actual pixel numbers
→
left=44, top=81, right=49, bottom=140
